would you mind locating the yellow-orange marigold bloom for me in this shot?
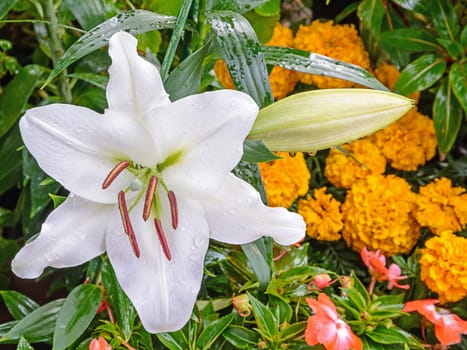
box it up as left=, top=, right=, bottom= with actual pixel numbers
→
left=259, top=152, right=310, bottom=208
left=294, top=20, right=370, bottom=88
left=341, top=174, right=420, bottom=256
left=415, top=178, right=467, bottom=235
left=324, top=139, right=386, bottom=188
left=420, top=231, right=467, bottom=303
left=214, top=23, right=298, bottom=100
left=297, top=187, right=343, bottom=241
left=368, top=109, right=437, bottom=171
left=374, top=63, right=420, bottom=102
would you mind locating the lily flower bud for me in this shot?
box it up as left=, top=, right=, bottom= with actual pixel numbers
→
left=248, top=89, right=415, bottom=152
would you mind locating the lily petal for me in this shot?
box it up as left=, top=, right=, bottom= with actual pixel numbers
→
left=19, top=104, right=156, bottom=203
left=106, top=197, right=210, bottom=333
left=107, top=31, right=170, bottom=119
left=11, top=195, right=111, bottom=278
left=145, top=90, right=259, bottom=198
left=204, top=174, right=305, bottom=246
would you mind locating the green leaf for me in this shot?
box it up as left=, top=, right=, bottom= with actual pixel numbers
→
left=242, top=242, right=271, bottom=289
left=156, top=331, right=188, bottom=350
left=0, top=0, right=16, bottom=19
left=433, top=78, right=463, bottom=155
left=207, top=10, right=273, bottom=107
left=461, top=26, right=467, bottom=48
left=0, top=299, right=64, bottom=344
left=0, top=321, right=17, bottom=338
left=22, top=150, right=60, bottom=218
left=68, top=72, right=109, bottom=90
left=63, top=0, right=106, bottom=30
left=255, top=0, right=280, bottom=17
left=358, top=0, right=385, bottom=40
left=17, top=336, right=34, bottom=350
left=248, top=294, right=278, bottom=340
left=0, top=126, right=22, bottom=196
left=243, top=9, right=278, bottom=43
left=53, top=284, right=102, bottom=350
left=270, top=295, right=292, bottom=324
left=160, top=0, right=193, bottom=80
left=242, top=140, right=280, bottom=163
left=0, top=65, right=42, bottom=138
left=381, top=28, right=443, bottom=52
left=148, top=0, right=184, bottom=16
left=0, top=291, right=39, bottom=321
left=390, top=0, right=427, bottom=13
left=262, top=46, right=388, bottom=91
left=366, top=325, right=424, bottom=348
left=232, top=161, right=267, bottom=203
left=165, top=43, right=210, bottom=100
left=394, top=54, right=446, bottom=95
left=101, top=258, right=136, bottom=340
left=279, top=321, right=307, bottom=342
left=211, top=0, right=269, bottom=13
left=197, top=313, right=235, bottom=350
left=449, top=62, right=467, bottom=114
left=223, top=325, right=260, bottom=348
left=437, top=38, right=464, bottom=59
left=44, top=10, right=176, bottom=86
left=429, top=0, right=459, bottom=41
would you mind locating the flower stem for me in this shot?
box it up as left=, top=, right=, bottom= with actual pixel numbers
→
left=41, top=0, right=72, bottom=103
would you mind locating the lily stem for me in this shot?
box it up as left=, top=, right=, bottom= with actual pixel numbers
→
left=41, top=0, right=72, bottom=103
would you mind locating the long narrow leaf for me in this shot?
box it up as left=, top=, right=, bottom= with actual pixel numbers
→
left=0, top=65, right=43, bottom=138
left=211, top=0, right=269, bottom=13
left=0, top=299, right=65, bottom=344
left=433, top=78, right=463, bottom=156
left=0, top=0, right=16, bottom=19
left=242, top=242, right=271, bottom=289
left=207, top=10, right=273, bottom=107
left=263, top=46, right=387, bottom=91
left=394, top=54, right=446, bottom=95
left=53, top=284, right=102, bottom=350
left=44, top=10, right=176, bottom=86
left=449, top=62, right=467, bottom=114
left=381, top=28, right=443, bottom=52
left=63, top=0, right=106, bottom=30
left=165, top=43, right=211, bottom=100
left=429, top=0, right=459, bottom=41
left=0, top=291, right=39, bottom=321
left=196, top=313, right=235, bottom=350
left=160, top=0, right=194, bottom=80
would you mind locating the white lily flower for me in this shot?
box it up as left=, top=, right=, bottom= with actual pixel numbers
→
left=11, top=31, right=305, bottom=333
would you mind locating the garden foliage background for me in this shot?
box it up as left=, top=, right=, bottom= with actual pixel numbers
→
left=0, top=0, right=466, bottom=349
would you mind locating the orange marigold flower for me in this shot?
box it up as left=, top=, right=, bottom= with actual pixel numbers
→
left=341, top=174, right=420, bottom=256
left=259, top=152, right=310, bottom=208
left=297, top=187, right=343, bottom=241
left=324, top=139, right=386, bottom=188
left=415, top=177, right=467, bottom=235
left=419, top=231, right=467, bottom=303
left=214, top=23, right=298, bottom=100
left=368, top=109, right=437, bottom=171
left=294, top=20, right=370, bottom=88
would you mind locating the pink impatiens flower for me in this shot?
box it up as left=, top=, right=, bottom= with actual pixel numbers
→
left=89, top=337, right=111, bottom=350
left=305, top=293, right=362, bottom=350
left=360, top=247, right=409, bottom=293
left=404, top=299, right=467, bottom=346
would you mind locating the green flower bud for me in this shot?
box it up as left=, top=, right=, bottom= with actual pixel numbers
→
left=248, top=89, right=415, bottom=152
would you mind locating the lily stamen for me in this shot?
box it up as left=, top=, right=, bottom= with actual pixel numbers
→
left=118, top=191, right=140, bottom=258
left=102, top=161, right=130, bottom=189
left=154, top=219, right=172, bottom=261
left=168, top=190, right=178, bottom=229
left=143, top=176, right=158, bottom=221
